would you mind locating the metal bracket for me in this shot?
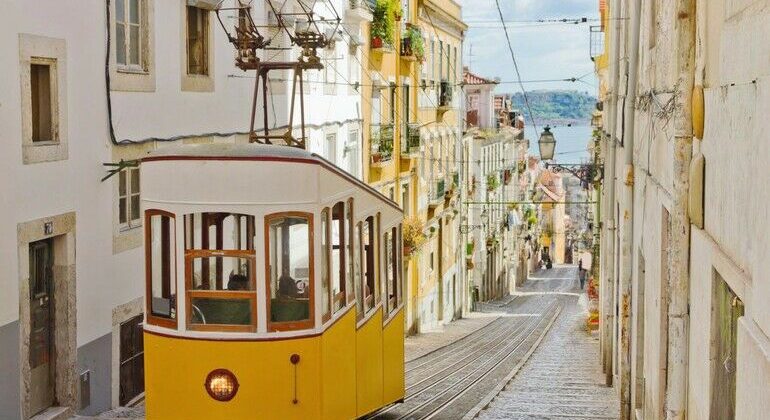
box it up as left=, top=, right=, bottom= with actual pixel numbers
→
left=101, top=159, right=139, bottom=182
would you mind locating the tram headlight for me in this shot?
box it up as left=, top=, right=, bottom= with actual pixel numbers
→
left=205, top=369, right=239, bottom=402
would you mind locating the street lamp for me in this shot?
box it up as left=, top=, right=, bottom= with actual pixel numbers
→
left=538, top=126, right=556, bottom=161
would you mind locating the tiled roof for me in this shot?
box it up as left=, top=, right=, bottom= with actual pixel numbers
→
left=463, top=69, right=497, bottom=86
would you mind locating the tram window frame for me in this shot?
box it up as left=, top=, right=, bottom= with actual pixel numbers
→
left=397, top=223, right=403, bottom=306
left=331, top=202, right=346, bottom=313
left=145, top=209, right=177, bottom=329
left=183, top=212, right=258, bottom=333
left=354, top=222, right=363, bottom=320
left=384, top=226, right=396, bottom=314
left=321, top=208, right=332, bottom=322
left=346, top=198, right=355, bottom=304
left=361, top=215, right=379, bottom=314
left=264, top=212, right=315, bottom=332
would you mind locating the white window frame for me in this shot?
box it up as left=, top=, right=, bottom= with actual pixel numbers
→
left=115, top=0, right=145, bottom=71
left=119, top=167, right=142, bottom=231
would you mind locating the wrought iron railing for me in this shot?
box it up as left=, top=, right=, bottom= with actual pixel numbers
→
left=370, top=123, right=394, bottom=163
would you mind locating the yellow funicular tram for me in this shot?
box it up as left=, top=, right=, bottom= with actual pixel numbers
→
left=140, top=144, right=405, bottom=419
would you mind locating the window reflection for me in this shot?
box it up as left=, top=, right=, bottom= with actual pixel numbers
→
left=268, top=215, right=312, bottom=328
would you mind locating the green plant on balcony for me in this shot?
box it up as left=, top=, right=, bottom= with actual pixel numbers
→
left=402, top=25, right=424, bottom=61
left=371, top=0, right=395, bottom=49
left=486, top=174, right=500, bottom=191
left=466, top=241, right=475, bottom=256
left=403, top=217, right=426, bottom=256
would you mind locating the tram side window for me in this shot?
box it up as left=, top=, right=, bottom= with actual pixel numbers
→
left=384, top=227, right=395, bottom=314
left=267, top=214, right=314, bottom=330
left=331, top=202, right=346, bottom=312
left=146, top=211, right=176, bottom=327
left=184, top=212, right=257, bottom=331
left=361, top=216, right=378, bottom=313
left=321, top=208, right=331, bottom=322
left=354, top=222, right=363, bottom=320
left=346, top=199, right=355, bottom=303
left=397, top=224, right=403, bottom=306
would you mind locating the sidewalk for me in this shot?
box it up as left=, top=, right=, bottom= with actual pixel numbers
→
left=476, top=295, right=619, bottom=420
left=405, top=310, right=501, bottom=362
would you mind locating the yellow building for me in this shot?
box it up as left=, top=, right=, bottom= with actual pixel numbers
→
left=357, top=0, right=465, bottom=333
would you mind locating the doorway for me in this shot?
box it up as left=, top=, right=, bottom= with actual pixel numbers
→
left=710, top=272, right=744, bottom=420
left=29, top=239, right=55, bottom=415
left=119, top=315, right=145, bottom=406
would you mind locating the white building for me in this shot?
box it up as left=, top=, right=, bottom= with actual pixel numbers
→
left=0, top=1, right=363, bottom=417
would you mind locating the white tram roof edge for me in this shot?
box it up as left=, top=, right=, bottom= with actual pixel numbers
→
left=141, top=143, right=403, bottom=213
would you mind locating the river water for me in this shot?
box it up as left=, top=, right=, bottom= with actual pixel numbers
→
left=524, top=124, right=594, bottom=164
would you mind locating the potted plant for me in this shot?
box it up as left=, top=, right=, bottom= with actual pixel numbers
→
left=402, top=217, right=426, bottom=256
left=371, top=0, right=394, bottom=49
left=486, top=173, right=500, bottom=191
left=409, top=26, right=425, bottom=61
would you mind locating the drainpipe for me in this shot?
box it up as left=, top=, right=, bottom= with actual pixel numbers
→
left=665, top=0, right=695, bottom=418
left=619, top=0, right=641, bottom=418
left=601, top=0, right=622, bottom=386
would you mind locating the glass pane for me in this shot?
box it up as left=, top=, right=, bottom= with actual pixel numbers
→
left=131, top=168, right=140, bottom=193
left=184, top=213, right=255, bottom=251
left=119, top=198, right=127, bottom=224
left=116, top=0, right=125, bottom=22
left=149, top=214, right=175, bottom=319
left=119, top=170, right=127, bottom=196
left=268, top=217, right=311, bottom=323
left=129, top=25, right=140, bottom=65
left=191, top=256, right=253, bottom=291
left=130, top=194, right=140, bottom=222
left=354, top=223, right=363, bottom=317
left=129, top=0, right=140, bottom=24
left=116, top=22, right=126, bottom=65
left=321, top=209, right=330, bottom=319
left=190, top=297, right=252, bottom=326
left=345, top=203, right=353, bottom=300
left=384, top=230, right=394, bottom=312
left=331, top=203, right=344, bottom=312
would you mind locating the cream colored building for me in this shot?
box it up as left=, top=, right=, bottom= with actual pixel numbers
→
left=596, top=0, right=770, bottom=419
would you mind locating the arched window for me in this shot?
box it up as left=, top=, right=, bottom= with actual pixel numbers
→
left=320, top=208, right=331, bottom=322
left=145, top=210, right=177, bottom=328
left=265, top=212, right=314, bottom=331
left=346, top=199, right=356, bottom=304
left=384, top=223, right=403, bottom=316
left=361, top=215, right=379, bottom=313
left=184, top=212, right=256, bottom=332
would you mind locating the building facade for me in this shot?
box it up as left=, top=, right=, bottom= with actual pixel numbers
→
left=595, top=0, right=770, bottom=419
left=0, top=0, right=363, bottom=417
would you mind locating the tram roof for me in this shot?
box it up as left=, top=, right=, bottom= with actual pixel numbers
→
left=142, top=143, right=403, bottom=213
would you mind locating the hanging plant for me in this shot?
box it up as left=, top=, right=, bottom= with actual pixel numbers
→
left=371, top=0, right=395, bottom=48
left=402, top=217, right=426, bottom=255
left=486, top=174, right=500, bottom=191
left=406, top=25, right=424, bottom=60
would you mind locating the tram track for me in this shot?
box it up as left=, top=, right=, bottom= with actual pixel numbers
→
left=370, top=295, right=562, bottom=420
left=395, top=303, right=561, bottom=420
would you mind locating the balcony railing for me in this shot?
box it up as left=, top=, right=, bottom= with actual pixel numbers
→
left=431, top=179, right=446, bottom=202
left=370, top=123, right=394, bottom=164
left=401, top=123, right=421, bottom=155
left=590, top=25, right=605, bottom=61
left=439, top=80, right=453, bottom=109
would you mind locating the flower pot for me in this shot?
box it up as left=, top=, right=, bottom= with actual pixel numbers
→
left=371, top=152, right=382, bottom=163
left=371, top=36, right=383, bottom=49
left=403, top=244, right=413, bottom=256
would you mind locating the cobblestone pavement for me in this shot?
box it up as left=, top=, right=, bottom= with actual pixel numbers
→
left=477, top=266, right=620, bottom=420
left=371, top=266, right=574, bottom=420
left=405, top=312, right=502, bottom=362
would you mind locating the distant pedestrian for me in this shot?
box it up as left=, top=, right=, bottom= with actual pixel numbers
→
left=578, top=259, right=583, bottom=271
left=579, top=268, right=587, bottom=290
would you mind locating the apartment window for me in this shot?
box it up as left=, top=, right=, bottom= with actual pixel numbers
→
left=119, top=168, right=141, bottom=230
left=325, top=133, right=337, bottom=164
left=401, top=183, right=410, bottom=216
left=348, top=129, right=360, bottom=178
left=438, top=40, right=444, bottom=81
left=116, top=0, right=143, bottom=68
left=186, top=6, right=209, bottom=75
left=389, top=84, right=397, bottom=124
left=30, top=62, right=56, bottom=143
left=430, top=39, right=435, bottom=82
left=323, top=47, right=337, bottom=95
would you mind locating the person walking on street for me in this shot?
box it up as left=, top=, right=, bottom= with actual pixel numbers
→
left=577, top=259, right=586, bottom=290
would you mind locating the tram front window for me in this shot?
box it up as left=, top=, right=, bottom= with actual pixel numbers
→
left=184, top=212, right=257, bottom=331
left=267, top=214, right=313, bottom=330
left=146, top=210, right=177, bottom=328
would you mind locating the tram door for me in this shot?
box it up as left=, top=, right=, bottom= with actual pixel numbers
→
left=29, top=239, right=55, bottom=415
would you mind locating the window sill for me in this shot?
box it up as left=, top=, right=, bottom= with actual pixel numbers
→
left=30, top=140, right=61, bottom=147
left=117, top=66, right=149, bottom=75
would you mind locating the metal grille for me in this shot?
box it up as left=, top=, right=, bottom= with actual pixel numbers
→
left=590, top=25, right=605, bottom=61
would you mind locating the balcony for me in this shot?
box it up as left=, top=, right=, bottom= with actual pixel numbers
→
left=438, top=80, right=453, bottom=113
left=400, top=25, right=424, bottom=62
left=346, top=0, right=374, bottom=22
left=430, top=179, right=446, bottom=204
left=401, top=123, right=421, bottom=156
left=370, top=123, right=394, bottom=167
left=370, top=0, right=395, bottom=53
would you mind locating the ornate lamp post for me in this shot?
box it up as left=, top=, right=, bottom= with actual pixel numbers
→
left=537, top=125, right=603, bottom=185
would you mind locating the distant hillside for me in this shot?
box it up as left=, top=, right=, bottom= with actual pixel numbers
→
left=509, top=90, right=596, bottom=126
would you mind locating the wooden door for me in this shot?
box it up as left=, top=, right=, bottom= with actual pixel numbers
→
left=119, top=314, right=145, bottom=405
left=710, top=277, right=744, bottom=420
left=29, top=239, right=55, bottom=415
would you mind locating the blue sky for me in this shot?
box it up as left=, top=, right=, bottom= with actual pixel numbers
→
left=457, top=0, right=599, bottom=94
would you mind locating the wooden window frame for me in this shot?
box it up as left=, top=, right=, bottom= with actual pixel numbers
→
left=332, top=202, right=347, bottom=312
left=346, top=198, right=356, bottom=304
left=144, top=209, right=177, bottom=329
left=264, top=211, right=316, bottom=332
left=321, top=208, right=332, bottom=323
left=355, top=221, right=364, bottom=321
left=361, top=215, right=379, bottom=314
left=185, top=249, right=257, bottom=333
left=186, top=5, right=210, bottom=76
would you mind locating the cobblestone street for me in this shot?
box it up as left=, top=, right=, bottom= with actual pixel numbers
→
left=477, top=267, right=620, bottom=420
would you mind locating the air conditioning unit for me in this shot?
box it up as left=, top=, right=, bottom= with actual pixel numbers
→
left=187, top=0, right=223, bottom=10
